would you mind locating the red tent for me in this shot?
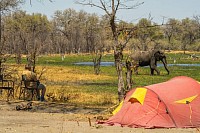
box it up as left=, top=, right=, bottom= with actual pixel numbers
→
left=104, top=76, right=200, bottom=128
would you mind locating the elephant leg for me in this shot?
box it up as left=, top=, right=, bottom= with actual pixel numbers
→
left=154, top=67, right=160, bottom=75
left=150, top=68, right=154, bottom=75
left=150, top=66, right=160, bottom=75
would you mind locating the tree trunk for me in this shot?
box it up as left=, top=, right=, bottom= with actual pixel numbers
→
left=125, top=58, right=133, bottom=92
left=93, top=53, right=102, bottom=75
left=114, top=45, right=125, bottom=102
left=110, top=13, right=125, bottom=102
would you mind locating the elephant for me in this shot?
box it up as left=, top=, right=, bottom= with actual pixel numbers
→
left=129, top=50, right=170, bottom=75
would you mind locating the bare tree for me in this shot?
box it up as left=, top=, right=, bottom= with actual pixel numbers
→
left=76, top=0, right=144, bottom=102
left=0, top=0, right=23, bottom=53
left=180, top=18, right=196, bottom=54
left=163, top=19, right=181, bottom=50
left=0, top=0, right=23, bottom=79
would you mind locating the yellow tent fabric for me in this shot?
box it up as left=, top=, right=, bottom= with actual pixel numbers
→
left=128, top=87, right=147, bottom=105
left=175, top=95, right=198, bottom=104
left=112, top=101, right=124, bottom=115
left=112, top=87, right=147, bottom=115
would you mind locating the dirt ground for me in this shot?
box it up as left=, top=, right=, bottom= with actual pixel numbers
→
left=0, top=100, right=198, bottom=133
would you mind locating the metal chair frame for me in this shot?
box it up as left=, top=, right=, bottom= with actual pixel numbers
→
left=19, top=75, right=38, bottom=100
left=0, top=74, right=14, bottom=101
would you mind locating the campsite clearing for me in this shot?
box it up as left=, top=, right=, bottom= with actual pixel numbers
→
left=0, top=100, right=198, bottom=133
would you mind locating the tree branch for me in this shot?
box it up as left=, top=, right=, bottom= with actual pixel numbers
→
left=75, top=0, right=104, bottom=10
left=118, top=1, right=144, bottom=9
left=114, top=0, right=120, bottom=15
left=29, top=0, right=53, bottom=6
left=100, top=0, right=110, bottom=16
left=76, top=0, right=144, bottom=16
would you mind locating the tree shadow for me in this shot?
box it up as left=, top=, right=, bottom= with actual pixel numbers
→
left=30, top=102, right=106, bottom=115
left=83, top=82, right=117, bottom=86
left=0, top=100, right=107, bottom=115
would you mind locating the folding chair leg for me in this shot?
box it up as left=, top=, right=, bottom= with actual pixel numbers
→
left=23, top=89, right=26, bottom=100
left=3, top=88, right=13, bottom=101
left=31, top=89, right=37, bottom=101
left=19, top=87, right=24, bottom=99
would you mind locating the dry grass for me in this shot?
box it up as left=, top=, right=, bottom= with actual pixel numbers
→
left=3, top=65, right=118, bottom=106
left=43, top=66, right=117, bottom=105
left=44, top=66, right=114, bottom=82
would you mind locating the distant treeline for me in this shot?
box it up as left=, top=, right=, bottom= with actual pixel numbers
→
left=2, top=8, right=200, bottom=56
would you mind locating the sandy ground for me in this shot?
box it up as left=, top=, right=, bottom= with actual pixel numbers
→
left=0, top=100, right=198, bottom=133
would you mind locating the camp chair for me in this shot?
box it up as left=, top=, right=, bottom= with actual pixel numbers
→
left=19, top=75, right=38, bottom=101
left=0, top=74, right=15, bottom=101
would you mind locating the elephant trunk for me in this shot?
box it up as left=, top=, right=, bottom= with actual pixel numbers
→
left=162, top=57, right=170, bottom=75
